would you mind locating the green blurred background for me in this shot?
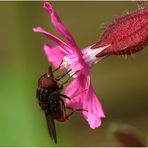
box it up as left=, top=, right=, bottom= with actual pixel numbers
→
left=0, top=1, right=148, bottom=146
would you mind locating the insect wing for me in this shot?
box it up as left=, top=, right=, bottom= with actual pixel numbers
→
left=45, top=111, right=57, bottom=144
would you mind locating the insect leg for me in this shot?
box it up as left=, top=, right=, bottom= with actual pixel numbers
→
left=65, top=107, right=75, bottom=118
left=58, top=98, right=67, bottom=119
left=60, top=70, right=80, bottom=85
left=75, top=109, right=88, bottom=112
left=53, top=60, right=63, bottom=72
left=65, top=108, right=88, bottom=119
left=55, top=69, right=71, bottom=81
left=66, top=111, right=74, bottom=118
left=53, top=66, right=60, bottom=72
left=70, top=89, right=88, bottom=98
left=60, top=75, right=72, bottom=85
left=66, top=107, right=88, bottom=112
left=60, top=94, right=71, bottom=100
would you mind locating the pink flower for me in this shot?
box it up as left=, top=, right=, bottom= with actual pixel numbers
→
left=91, top=7, right=148, bottom=57
left=33, top=2, right=106, bottom=129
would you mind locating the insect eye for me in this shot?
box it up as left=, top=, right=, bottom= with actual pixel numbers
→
left=41, top=78, right=51, bottom=88
left=41, top=77, right=57, bottom=89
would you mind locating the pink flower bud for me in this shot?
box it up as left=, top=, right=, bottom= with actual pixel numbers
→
left=92, top=7, right=148, bottom=57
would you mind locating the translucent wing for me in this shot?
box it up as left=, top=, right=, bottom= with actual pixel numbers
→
left=45, top=111, right=57, bottom=144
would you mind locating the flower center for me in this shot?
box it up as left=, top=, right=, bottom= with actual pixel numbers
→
left=60, top=55, right=80, bottom=78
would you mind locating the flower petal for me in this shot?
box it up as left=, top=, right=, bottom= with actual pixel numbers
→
left=83, top=81, right=105, bottom=129
left=33, top=27, right=70, bottom=53
left=65, top=72, right=105, bottom=129
left=65, top=72, right=87, bottom=109
left=43, top=2, right=78, bottom=49
left=44, top=43, right=67, bottom=68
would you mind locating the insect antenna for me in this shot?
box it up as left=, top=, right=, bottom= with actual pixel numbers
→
left=71, top=89, right=88, bottom=99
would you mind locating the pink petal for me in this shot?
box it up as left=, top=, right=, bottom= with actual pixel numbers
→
left=84, top=82, right=105, bottom=129
left=65, top=72, right=105, bottom=129
left=92, top=7, right=148, bottom=57
left=44, top=43, right=67, bottom=68
left=65, top=72, right=87, bottom=109
left=33, top=27, right=70, bottom=53
left=43, top=2, right=78, bottom=50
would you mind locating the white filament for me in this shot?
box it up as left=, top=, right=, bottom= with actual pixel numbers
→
left=82, top=44, right=111, bottom=66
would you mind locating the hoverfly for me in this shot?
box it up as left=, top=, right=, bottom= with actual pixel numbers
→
left=36, top=66, right=77, bottom=144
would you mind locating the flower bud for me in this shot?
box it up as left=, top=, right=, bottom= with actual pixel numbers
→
left=113, top=124, right=146, bottom=147
left=92, top=7, right=148, bottom=57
